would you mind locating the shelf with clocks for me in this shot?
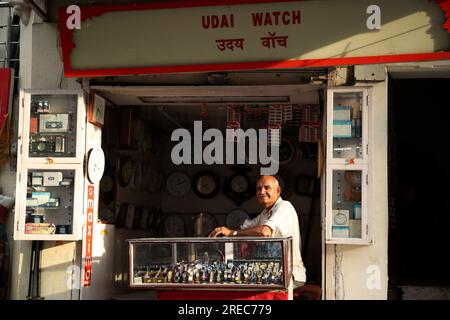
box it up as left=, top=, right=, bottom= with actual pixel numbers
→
left=325, top=87, right=372, bottom=245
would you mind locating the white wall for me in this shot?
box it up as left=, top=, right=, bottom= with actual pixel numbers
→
left=325, top=78, right=388, bottom=300
left=9, top=15, right=82, bottom=300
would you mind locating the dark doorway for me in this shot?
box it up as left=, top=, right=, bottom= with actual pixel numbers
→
left=388, top=78, right=450, bottom=292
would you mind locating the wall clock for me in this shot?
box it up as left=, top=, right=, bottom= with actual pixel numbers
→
left=87, top=147, right=105, bottom=184
left=166, top=171, right=191, bottom=197
left=119, top=156, right=134, bottom=187
left=224, top=166, right=253, bottom=205
left=332, top=210, right=349, bottom=226
left=278, top=138, right=296, bottom=164
left=226, top=208, right=249, bottom=230
left=192, top=170, right=221, bottom=199
left=162, top=213, right=185, bottom=237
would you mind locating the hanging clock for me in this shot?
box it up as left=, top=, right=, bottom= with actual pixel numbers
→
left=99, top=174, right=115, bottom=205
left=226, top=208, right=250, bottom=230
left=87, top=147, right=105, bottom=184
left=119, top=156, right=134, bottom=187
left=224, top=166, right=253, bottom=205
left=166, top=171, right=191, bottom=197
left=162, top=213, right=185, bottom=237
left=192, top=170, right=221, bottom=199
left=278, top=138, right=296, bottom=164
left=193, top=212, right=217, bottom=236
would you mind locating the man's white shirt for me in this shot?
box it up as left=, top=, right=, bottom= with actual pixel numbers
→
left=240, top=197, right=307, bottom=283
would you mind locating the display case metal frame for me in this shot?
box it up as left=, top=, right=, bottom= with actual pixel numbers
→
left=128, top=237, right=293, bottom=291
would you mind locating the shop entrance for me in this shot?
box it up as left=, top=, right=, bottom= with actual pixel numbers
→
left=388, top=77, right=450, bottom=299
left=91, top=82, right=324, bottom=298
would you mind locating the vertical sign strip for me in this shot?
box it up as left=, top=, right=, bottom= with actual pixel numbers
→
left=83, top=184, right=94, bottom=287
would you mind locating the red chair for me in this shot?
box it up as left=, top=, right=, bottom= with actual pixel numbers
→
left=293, top=284, right=322, bottom=300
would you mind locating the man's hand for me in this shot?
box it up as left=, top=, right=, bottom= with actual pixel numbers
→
left=208, top=226, right=233, bottom=237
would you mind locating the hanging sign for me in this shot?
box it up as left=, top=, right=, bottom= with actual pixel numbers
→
left=59, top=0, right=450, bottom=77
left=83, top=184, right=95, bottom=287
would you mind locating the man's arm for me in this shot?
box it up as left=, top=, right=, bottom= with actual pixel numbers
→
left=209, top=225, right=273, bottom=237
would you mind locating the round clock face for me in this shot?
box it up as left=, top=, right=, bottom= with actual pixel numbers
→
left=334, top=212, right=348, bottom=225
left=196, top=175, right=216, bottom=194
left=119, top=157, right=134, bottom=187
left=193, top=213, right=217, bottom=236
left=87, top=148, right=105, bottom=184
left=193, top=171, right=220, bottom=199
left=166, top=172, right=191, bottom=197
left=279, top=138, right=295, bottom=164
left=230, top=175, right=249, bottom=194
left=163, top=214, right=185, bottom=237
left=226, top=209, right=249, bottom=230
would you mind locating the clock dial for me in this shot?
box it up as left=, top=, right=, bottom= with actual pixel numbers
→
left=192, top=171, right=220, bottom=199
left=278, top=138, right=295, bottom=164
left=87, top=148, right=105, bottom=184
left=197, top=175, right=215, bottom=194
left=163, top=214, right=185, bottom=237
left=119, top=157, right=134, bottom=187
left=333, top=210, right=349, bottom=225
left=230, top=175, right=249, bottom=193
left=166, top=172, right=191, bottom=197
left=226, top=209, right=250, bottom=230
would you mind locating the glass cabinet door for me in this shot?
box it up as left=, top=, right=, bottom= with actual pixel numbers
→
left=327, top=88, right=368, bottom=164
left=326, top=166, right=370, bottom=244
left=14, top=164, right=83, bottom=240
left=21, top=90, right=85, bottom=164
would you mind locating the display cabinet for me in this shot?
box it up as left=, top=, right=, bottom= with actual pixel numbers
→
left=325, top=87, right=372, bottom=245
left=20, top=89, right=85, bottom=164
left=128, top=237, right=292, bottom=290
left=326, top=88, right=369, bottom=165
left=14, top=89, right=87, bottom=240
left=14, top=164, right=84, bottom=240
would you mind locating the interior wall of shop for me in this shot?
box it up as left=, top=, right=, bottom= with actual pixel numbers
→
left=325, top=79, right=388, bottom=300
left=105, top=87, right=323, bottom=297
left=8, top=16, right=83, bottom=300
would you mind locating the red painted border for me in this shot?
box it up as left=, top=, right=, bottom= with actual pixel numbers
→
left=59, top=0, right=450, bottom=78
left=62, top=52, right=450, bottom=78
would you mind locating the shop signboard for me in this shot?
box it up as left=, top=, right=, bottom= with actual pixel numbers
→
left=59, top=0, right=450, bottom=77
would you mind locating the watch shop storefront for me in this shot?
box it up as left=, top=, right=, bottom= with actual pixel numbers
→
left=5, top=0, right=450, bottom=300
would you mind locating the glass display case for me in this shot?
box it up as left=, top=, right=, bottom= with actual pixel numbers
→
left=128, top=237, right=292, bottom=290
left=14, top=89, right=86, bottom=240
left=325, top=87, right=372, bottom=245
left=14, top=164, right=84, bottom=240
left=327, top=88, right=368, bottom=165
left=20, top=90, right=85, bottom=163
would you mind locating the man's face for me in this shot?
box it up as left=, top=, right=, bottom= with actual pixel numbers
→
left=256, top=176, right=281, bottom=209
